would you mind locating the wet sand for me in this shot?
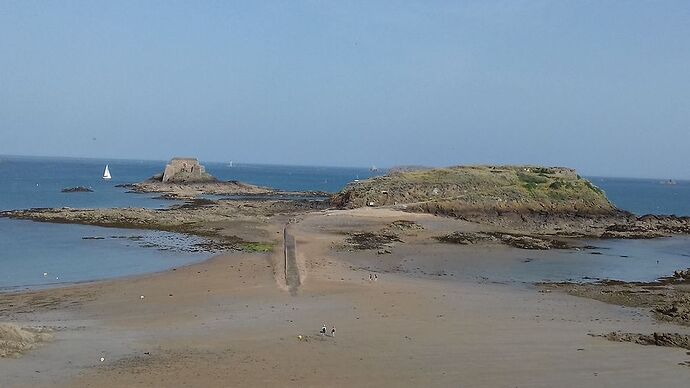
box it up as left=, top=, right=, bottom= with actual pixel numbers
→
left=2, top=208, right=690, bottom=387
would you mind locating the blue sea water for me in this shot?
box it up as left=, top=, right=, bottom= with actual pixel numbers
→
left=589, top=177, right=690, bottom=217
left=0, top=218, right=208, bottom=291
left=0, top=155, right=688, bottom=290
left=0, top=156, right=380, bottom=211
left=0, top=156, right=172, bottom=211
left=467, top=237, right=690, bottom=284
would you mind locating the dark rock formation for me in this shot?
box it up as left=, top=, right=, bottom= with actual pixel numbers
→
left=436, top=232, right=496, bottom=245
left=602, top=215, right=690, bottom=239
left=436, top=231, right=572, bottom=250
left=601, top=332, right=690, bottom=350
left=345, top=232, right=402, bottom=250
left=61, top=186, right=93, bottom=193
left=655, top=300, right=690, bottom=324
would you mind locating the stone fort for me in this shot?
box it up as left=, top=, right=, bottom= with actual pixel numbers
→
left=162, top=158, right=215, bottom=183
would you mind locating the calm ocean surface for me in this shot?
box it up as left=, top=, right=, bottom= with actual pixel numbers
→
left=590, top=176, right=690, bottom=217
left=0, top=156, right=380, bottom=211
left=0, top=155, right=688, bottom=290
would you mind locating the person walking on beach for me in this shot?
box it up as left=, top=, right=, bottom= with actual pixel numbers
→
left=331, top=326, right=336, bottom=337
left=374, top=274, right=378, bottom=281
left=320, top=324, right=327, bottom=336
left=369, top=274, right=373, bottom=281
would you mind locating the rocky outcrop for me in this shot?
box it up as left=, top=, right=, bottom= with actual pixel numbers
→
left=671, top=269, right=690, bottom=282
left=436, top=232, right=495, bottom=245
left=118, top=157, right=330, bottom=199
left=61, top=186, right=93, bottom=193
left=655, top=299, right=690, bottom=324
left=0, top=198, right=329, bottom=253
left=436, top=231, right=572, bottom=250
left=543, top=273, right=690, bottom=326
left=128, top=180, right=275, bottom=198
left=345, top=232, right=402, bottom=251
left=601, top=215, right=690, bottom=239
left=332, top=165, right=617, bottom=218
left=332, top=165, right=690, bottom=240
left=600, top=332, right=690, bottom=350
left=0, top=324, right=53, bottom=358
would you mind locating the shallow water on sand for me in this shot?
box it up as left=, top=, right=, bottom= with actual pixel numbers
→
left=349, top=237, right=690, bottom=284
left=468, top=237, right=690, bottom=283
left=0, top=218, right=209, bottom=292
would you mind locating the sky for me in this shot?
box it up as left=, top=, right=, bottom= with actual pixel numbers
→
left=1, top=1, right=689, bottom=178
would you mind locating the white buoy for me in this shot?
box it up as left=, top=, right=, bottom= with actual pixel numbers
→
left=43, top=272, right=48, bottom=277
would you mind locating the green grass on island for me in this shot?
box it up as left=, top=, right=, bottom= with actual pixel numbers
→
left=332, top=165, right=615, bottom=216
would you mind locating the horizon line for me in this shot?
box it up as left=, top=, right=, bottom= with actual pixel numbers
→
left=0, top=153, right=687, bottom=182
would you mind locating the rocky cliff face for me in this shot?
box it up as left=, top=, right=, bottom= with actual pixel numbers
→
left=161, top=158, right=216, bottom=183
left=332, top=165, right=618, bottom=218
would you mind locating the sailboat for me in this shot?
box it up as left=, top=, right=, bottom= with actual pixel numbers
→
left=102, top=164, right=112, bottom=180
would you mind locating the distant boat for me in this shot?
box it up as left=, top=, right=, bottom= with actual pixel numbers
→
left=102, top=164, right=112, bottom=180
left=370, top=165, right=379, bottom=172
left=660, top=179, right=677, bottom=185
left=228, top=161, right=234, bottom=168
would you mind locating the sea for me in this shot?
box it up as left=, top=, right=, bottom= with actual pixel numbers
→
left=0, top=155, right=689, bottom=290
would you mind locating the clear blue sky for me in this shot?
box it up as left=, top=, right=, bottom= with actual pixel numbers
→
left=1, top=1, right=689, bottom=178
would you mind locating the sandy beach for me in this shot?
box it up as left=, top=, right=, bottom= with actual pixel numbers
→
left=1, top=207, right=689, bottom=387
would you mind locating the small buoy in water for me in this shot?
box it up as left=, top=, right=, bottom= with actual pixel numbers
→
left=100, top=357, right=105, bottom=362
left=43, top=272, right=48, bottom=277
left=140, top=295, right=145, bottom=299
left=55, top=277, right=59, bottom=280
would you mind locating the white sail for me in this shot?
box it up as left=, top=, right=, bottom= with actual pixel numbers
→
left=102, top=164, right=112, bottom=180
